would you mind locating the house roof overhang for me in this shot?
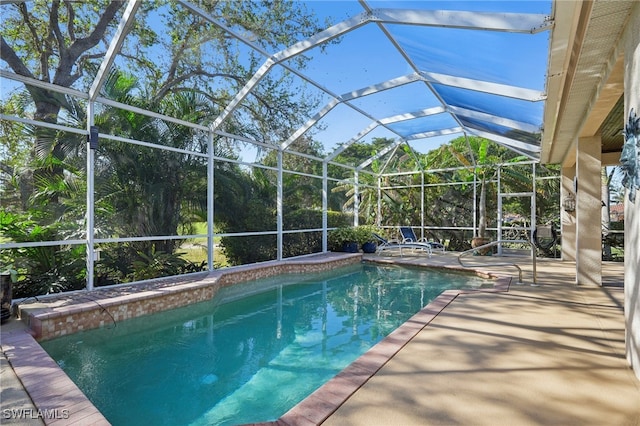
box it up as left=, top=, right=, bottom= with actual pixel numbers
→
left=541, top=0, right=635, bottom=166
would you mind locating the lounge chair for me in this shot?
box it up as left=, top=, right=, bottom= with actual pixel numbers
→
left=399, top=227, right=445, bottom=253
left=372, top=232, right=432, bottom=257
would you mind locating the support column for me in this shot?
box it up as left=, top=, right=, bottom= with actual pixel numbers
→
left=561, top=166, right=576, bottom=261
left=86, top=103, right=96, bottom=291
left=207, top=131, right=214, bottom=270
left=277, top=150, right=283, bottom=261
left=322, top=162, right=328, bottom=253
left=353, top=171, right=359, bottom=227
left=575, top=135, right=602, bottom=286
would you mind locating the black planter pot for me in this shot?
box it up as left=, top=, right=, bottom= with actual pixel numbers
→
left=362, top=242, right=377, bottom=253
left=1, top=273, right=12, bottom=323
left=342, top=242, right=359, bottom=253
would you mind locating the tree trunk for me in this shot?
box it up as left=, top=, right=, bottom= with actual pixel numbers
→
left=478, top=177, right=487, bottom=238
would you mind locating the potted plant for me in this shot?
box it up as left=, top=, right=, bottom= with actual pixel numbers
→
left=355, top=225, right=378, bottom=253
left=328, top=227, right=359, bottom=253
left=1, top=269, right=17, bottom=323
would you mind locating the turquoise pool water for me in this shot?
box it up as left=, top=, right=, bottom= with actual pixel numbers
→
left=41, top=263, right=488, bottom=425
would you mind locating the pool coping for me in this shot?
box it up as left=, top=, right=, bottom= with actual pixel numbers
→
left=0, top=253, right=510, bottom=426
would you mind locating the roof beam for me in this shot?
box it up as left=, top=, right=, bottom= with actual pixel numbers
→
left=325, top=122, right=379, bottom=162
left=1, top=70, right=88, bottom=99
left=357, top=139, right=403, bottom=171
left=379, top=106, right=447, bottom=125
left=89, top=0, right=141, bottom=101
left=340, top=74, right=422, bottom=101
left=371, top=9, right=552, bottom=34
left=273, top=12, right=371, bottom=62
left=420, top=71, right=546, bottom=101
left=447, top=105, right=542, bottom=133
left=281, top=99, right=340, bottom=150
left=210, top=58, right=275, bottom=131
left=406, top=127, right=464, bottom=140
left=466, top=128, right=541, bottom=154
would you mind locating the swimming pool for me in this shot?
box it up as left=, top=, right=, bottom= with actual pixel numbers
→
left=41, top=263, right=489, bottom=425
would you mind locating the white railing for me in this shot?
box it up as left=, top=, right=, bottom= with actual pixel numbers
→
left=457, top=239, right=537, bottom=285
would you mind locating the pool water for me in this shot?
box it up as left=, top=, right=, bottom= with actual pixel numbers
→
left=41, top=263, right=488, bottom=425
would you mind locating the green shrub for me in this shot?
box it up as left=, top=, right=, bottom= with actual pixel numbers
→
left=1, top=211, right=85, bottom=297
left=354, top=225, right=378, bottom=245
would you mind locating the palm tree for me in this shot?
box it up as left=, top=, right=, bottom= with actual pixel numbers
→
left=440, top=137, right=498, bottom=241
left=94, top=72, right=212, bottom=252
left=426, top=136, right=534, bottom=248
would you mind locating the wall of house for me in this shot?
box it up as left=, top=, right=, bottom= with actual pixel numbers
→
left=623, top=0, right=640, bottom=382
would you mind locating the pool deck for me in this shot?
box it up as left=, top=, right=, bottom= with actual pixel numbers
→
left=277, top=253, right=639, bottom=425
left=286, top=253, right=639, bottom=426
left=2, top=252, right=639, bottom=425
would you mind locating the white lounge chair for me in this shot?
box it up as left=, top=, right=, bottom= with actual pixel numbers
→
left=399, top=227, right=445, bottom=253
left=372, top=232, right=432, bottom=257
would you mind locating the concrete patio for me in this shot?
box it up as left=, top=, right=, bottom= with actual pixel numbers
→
left=319, top=254, right=640, bottom=425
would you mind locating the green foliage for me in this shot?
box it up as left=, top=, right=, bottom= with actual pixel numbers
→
left=220, top=209, right=354, bottom=263
left=327, top=212, right=356, bottom=251
left=330, top=211, right=356, bottom=228
left=130, top=250, right=203, bottom=282
left=328, top=227, right=358, bottom=252
left=94, top=243, right=206, bottom=286
left=327, top=225, right=379, bottom=252
left=283, top=209, right=331, bottom=257
left=221, top=234, right=277, bottom=265
left=354, top=225, right=378, bottom=245
left=0, top=211, right=85, bottom=297
left=217, top=172, right=277, bottom=264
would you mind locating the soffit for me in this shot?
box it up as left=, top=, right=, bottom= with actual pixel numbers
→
left=541, top=0, right=634, bottom=165
left=600, top=95, right=625, bottom=155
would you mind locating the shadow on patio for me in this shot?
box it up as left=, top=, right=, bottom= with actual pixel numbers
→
left=318, top=256, right=639, bottom=426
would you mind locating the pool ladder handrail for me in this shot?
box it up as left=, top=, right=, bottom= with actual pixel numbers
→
left=457, top=239, right=537, bottom=285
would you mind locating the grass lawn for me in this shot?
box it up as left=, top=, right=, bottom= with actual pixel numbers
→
left=178, top=222, right=229, bottom=267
